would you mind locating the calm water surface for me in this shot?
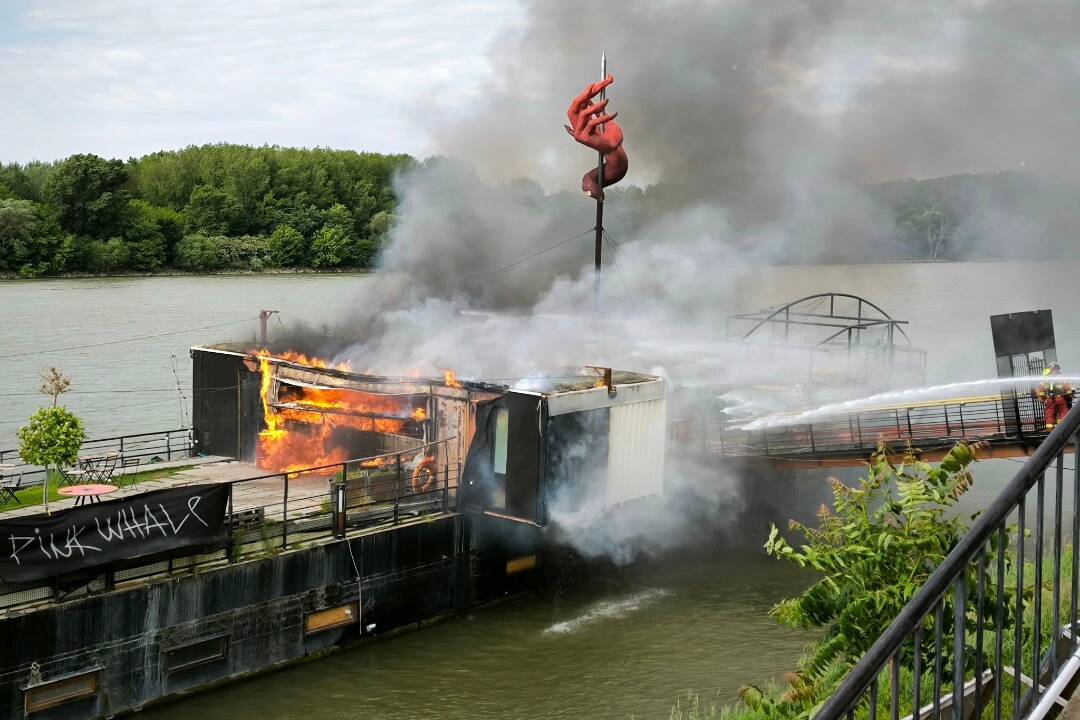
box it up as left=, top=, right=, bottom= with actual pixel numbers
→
left=143, top=552, right=811, bottom=720
left=2, top=261, right=1078, bottom=718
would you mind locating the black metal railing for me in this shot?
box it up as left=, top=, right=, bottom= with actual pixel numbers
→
left=222, top=437, right=459, bottom=559
left=0, top=437, right=459, bottom=612
left=0, top=428, right=194, bottom=485
left=693, top=393, right=1049, bottom=462
left=815, top=405, right=1080, bottom=720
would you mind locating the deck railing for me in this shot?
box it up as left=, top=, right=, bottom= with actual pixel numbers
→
left=694, top=393, right=1050, bottom=461
left=0, top=437, right=459, bottom=613
left=815, top=405, right=1080, bottom=720
left=0, top=428, right=194, bottom=484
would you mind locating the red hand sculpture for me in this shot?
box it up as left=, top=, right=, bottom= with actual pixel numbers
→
left=565, top=75, right=628, bottom=202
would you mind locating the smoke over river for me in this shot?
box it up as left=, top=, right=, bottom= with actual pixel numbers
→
left=273, top=0, right=1080, bottom=561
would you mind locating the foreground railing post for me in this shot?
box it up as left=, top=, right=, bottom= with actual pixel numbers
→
left=1033, top=470, right=1046, bottom=704
left=994, top=525, right=1005, bottom=720
left=953, top=574, right=967, bottom=720
left=394, top=454, right=401, bottom=524
left=889, top=655, right=899, bottom=720
left=1072, top=432, right=1080, bottom=654
left=225, top=484, right=234, bottom=559
left=443, top=462, right=449, bottom=513
left=1014, top=495, right=1026, bottom=720
left=333, top=480, right=346, bottom=539
left=282, top=474, right=289, bottom=549
left=166, top=434, right=171, bottom=461
left=1052, top=452, right=1064, bottom=677
left=912, top=626, right=922, bottom=720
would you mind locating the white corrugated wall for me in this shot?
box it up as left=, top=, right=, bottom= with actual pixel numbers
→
left=605, top=397, right=667, bottom=505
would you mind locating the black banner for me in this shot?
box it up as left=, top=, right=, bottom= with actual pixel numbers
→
left=0, top=484, right=229, bottom=583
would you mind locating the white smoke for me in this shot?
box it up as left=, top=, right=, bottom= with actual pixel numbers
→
left=284, top=0, right=1080, bottom=561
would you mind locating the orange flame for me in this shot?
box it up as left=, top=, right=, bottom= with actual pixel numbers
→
left=444, top=370, right=462, bottom=388
left=254, top=351, right=427, bottom=475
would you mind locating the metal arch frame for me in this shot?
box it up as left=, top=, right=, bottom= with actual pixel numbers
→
left=732, top=292, right=915, bottom=346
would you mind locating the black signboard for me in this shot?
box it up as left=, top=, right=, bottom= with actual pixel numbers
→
left=990, top=310, right=1056, bottom=359
left=0, top=484, right=228, bottom=583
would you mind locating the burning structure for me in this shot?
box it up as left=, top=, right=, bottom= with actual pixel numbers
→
left=191, top=345, right=666, bottom=525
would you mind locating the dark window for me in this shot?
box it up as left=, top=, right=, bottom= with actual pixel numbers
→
left=164, top=635, right=229, bottom=674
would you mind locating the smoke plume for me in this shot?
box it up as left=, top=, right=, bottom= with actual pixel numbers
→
left=287, top=0, right=1080, bottom=560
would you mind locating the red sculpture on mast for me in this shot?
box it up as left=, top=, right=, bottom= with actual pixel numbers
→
left=565, top=75, right=628, bottom=202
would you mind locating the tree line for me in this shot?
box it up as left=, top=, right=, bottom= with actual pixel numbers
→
left=0, top=144, right=415, bottom=277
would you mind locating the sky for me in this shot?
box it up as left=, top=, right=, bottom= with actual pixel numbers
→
left=0, top=0, right=524, bottom=163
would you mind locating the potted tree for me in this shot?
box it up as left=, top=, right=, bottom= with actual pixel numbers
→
left=17, top=368, right=85, bottom=514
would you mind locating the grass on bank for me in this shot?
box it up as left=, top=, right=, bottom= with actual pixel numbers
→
left=0, top=465, right=193, bottom=513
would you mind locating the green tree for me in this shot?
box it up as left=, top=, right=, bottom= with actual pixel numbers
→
left=0, top=199, right=73, bottom=276
left=897, top=203, right=957, bottom=260
left=310, top=226, right=353, bottom=268
left=267, top=224, right=307, bottom=267
left=83, top=238, right=131, bottom=273
left=183, top=185, right=234, bottom=235
left=323, top=202, right=356, bottom=236
left=45, top=154, right=130, bottom=238
left=174, top=233, right=227, bottom=271
left=18, top=368, right=84, bottom=513
left=360, top=210, right=395, bottom=267
left=3, top=144, right=414, bottom=274
left=0, top=198, right=37, bottom=270
left=128, top=199, right=184, bottom=262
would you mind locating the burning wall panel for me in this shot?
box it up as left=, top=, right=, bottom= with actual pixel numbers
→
left=254, top=353, right=433, bottom=474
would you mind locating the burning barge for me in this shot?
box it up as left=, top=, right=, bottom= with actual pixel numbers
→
left=0, top=346, right=667, bottom=719
left=193, top=344, right=667, bottom=525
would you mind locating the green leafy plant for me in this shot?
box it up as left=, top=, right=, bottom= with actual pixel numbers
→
left=18, top=406, right=85, bottom=513
left=759, top=442, right=1014, bottom=717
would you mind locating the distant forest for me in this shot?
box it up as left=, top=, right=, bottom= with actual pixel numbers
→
left=1, top=143, right=1075, bottom=277
left=0, top=145, right=414, bottom=276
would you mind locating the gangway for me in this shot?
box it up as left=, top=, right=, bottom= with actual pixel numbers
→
left=678, top=391, right=1055, bottom=468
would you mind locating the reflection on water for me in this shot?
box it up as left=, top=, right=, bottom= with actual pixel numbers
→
left=142, top=552, right=813, bottom=720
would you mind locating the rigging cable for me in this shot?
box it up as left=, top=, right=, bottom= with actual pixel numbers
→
left=0, top=316, right=258, bottom=360
left=480, top=227, right=595, bottom=279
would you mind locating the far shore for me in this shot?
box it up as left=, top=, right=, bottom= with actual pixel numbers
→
left=0, top=267, right=374, bottom=281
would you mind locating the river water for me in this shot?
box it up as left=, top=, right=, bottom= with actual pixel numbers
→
left=2, top=261, right=1078, bottom=718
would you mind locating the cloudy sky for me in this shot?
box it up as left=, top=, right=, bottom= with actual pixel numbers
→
left=0, top=0, right=523, bottom=163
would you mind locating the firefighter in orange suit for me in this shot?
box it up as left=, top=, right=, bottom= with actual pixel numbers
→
left=1037, top=362, right=1072, bottom=430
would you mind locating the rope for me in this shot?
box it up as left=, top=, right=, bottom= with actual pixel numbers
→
left=480, top=228, right=594, bottom=278
left=0, top=316, right=258, bottom=360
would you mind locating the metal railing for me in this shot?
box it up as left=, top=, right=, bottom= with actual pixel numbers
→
left=696, top=393, right=1049, bottom=462
left=0, top=437, right=459, bottom=613
left=0, top=428, right=194, bottom=485
left=816, top=405, right=1080, bottom=720
left=223, top=437, right=459, bottom=558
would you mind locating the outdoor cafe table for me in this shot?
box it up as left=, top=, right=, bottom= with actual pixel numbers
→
left=58, top=484, right=118, bottom=507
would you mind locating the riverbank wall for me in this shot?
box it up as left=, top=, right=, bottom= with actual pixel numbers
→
left=0, top=512, right=544, bottom=719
